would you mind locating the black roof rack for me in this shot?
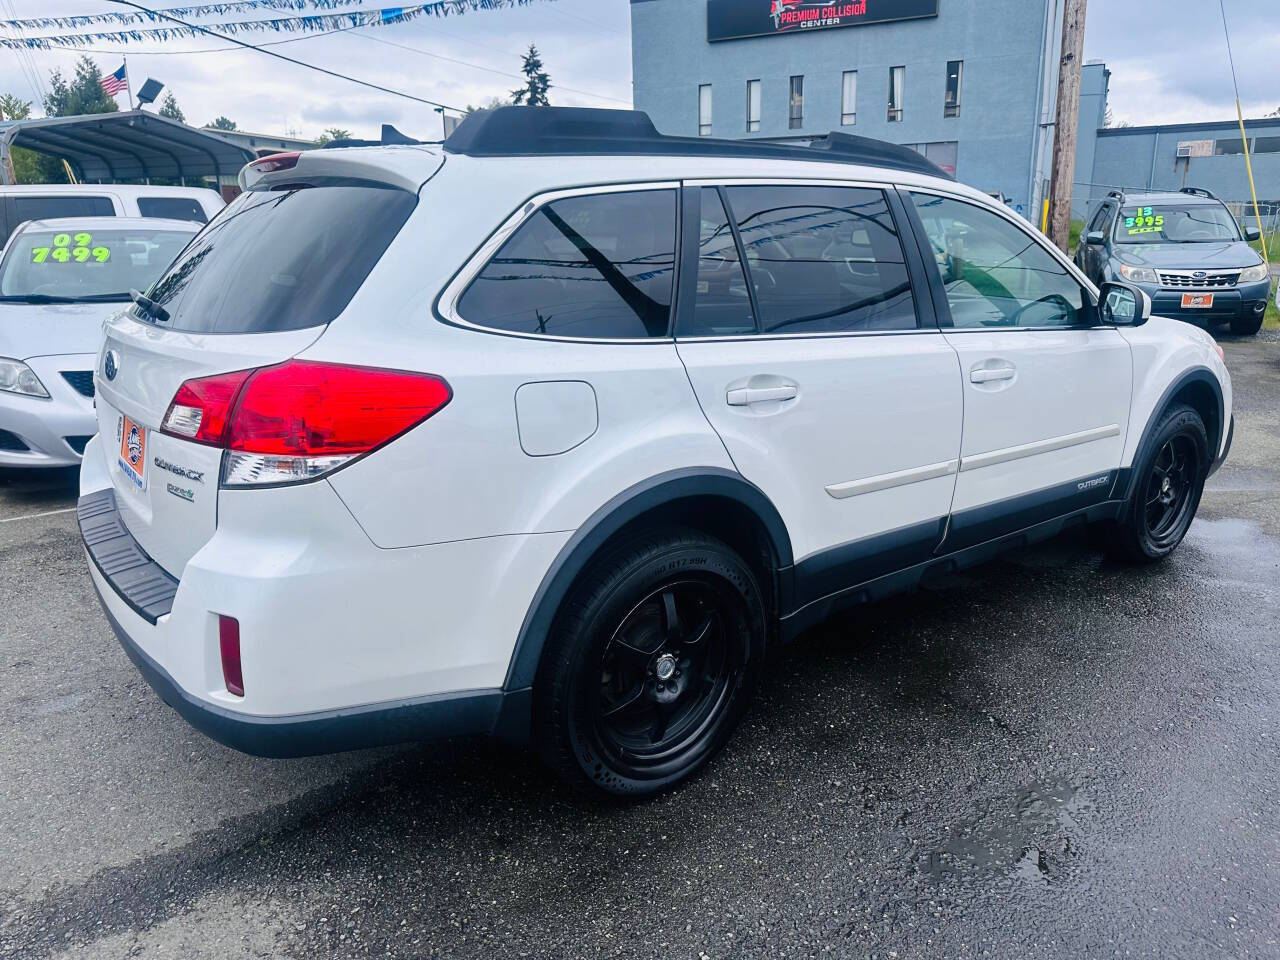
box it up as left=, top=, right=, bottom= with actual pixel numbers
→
left=1179, top=186, right=1218, bottom=200
left=442, top=107, right=953, bottom=180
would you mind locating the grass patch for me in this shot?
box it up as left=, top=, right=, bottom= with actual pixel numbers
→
left=1069, top=219, right=1084, bottom=252
left=1265, top=296, right=1279, bottom=332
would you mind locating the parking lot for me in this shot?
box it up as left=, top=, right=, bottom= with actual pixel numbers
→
left=1, top=335, right=1276, bottom=960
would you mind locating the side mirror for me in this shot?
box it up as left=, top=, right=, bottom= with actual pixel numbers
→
left=1098, top=281, right=1152, bottom=327
left=1085, top=231, right=1107, bottom=245
left=1244, top=225, right=1262, bottom=242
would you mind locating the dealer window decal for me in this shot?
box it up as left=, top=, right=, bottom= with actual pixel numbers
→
left=30, top=230, right=112, bottom=265
left=1124, top=208, right=1165, bottom=236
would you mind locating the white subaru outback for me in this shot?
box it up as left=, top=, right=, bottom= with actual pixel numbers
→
left=79, top=108, right=1232, bottom=797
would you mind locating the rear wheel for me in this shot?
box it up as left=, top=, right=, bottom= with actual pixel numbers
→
left=1103, top=404, right=1209, bottom=563
left=534, top=529, right=765, bottom=797
left=1229, top=311, right=1264, bottom=336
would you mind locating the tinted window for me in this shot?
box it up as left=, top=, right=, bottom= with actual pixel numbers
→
left=137, top=197, right=209, bottom=223
left=1087, top=203, right=1112, bottom=233
left=910, top=192, right=1086, bottom=329
left=1113, top=202, right=1241, bottom=245
left=688, top=188, right=755, bottom=336
left=457, top=189, right=676, bottom=339
left=142, top=184, right=416, bottom=334
left=11, top=195, right=114, bottom=226
left=725, top=185, right=917, bottom=334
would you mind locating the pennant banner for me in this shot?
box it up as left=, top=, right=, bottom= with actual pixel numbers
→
left=0, top=1, right=369, bottom=32
left=0, top=0, right=546, bottom=49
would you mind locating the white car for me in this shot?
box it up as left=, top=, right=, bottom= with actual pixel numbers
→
left=0, top=184, right=222, bottom=248
left=78, top=108, right=1233, bottom=797
left=0, top=216, right=200, bottom=467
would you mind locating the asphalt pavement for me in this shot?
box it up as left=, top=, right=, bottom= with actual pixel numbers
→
left=2, top=337, right=1278, bottom=959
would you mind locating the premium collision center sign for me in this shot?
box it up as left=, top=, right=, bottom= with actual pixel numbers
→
left=707, top=0, right=940, bottom=42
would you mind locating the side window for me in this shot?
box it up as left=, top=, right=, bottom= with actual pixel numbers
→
left=724, top=184, right=917, bottom=334
left=688, top=187, right=755, bottom=336
left=457, top=189, right=676, bottom=339
left=909, top=192, right=1087, bottom=329
left=11, top=195, right=114, bottom=227
left=1088, top=203, right=1112, bottom=234
left=137, top=197, right=208, bottom=223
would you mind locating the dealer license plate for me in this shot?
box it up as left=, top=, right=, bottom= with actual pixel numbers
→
left=117, top=414, right=148, bottom=490
left=1181, top=293, right=1214, bottom=309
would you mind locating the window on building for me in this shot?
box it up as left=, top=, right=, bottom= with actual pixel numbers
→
left=698, top=84, right=712, bottom=137
left=1253, top=136, right=1280, bottom=154
left=922, top=141, right=958, bottom=176
left=944, top=60, right=963, bottom=118
left=910, top=192, right=1086, bottom=329
left=888, top=66, right=905, bottom=122
left=746, top=79, right=761, bottom=133
left=723, top=184, right=918, bottom=334
left=789, top=75, right=804, bottom=130
left=1214, top=138, right=1249, bottom=155
left=457, top=189, right=677, bottom=339
left=687, top=187, right=756, bottom=336
left=841, top=71, right=858, bottom=126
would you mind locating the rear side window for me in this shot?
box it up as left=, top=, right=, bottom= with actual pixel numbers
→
left=142, top=184, right=416, bottom=334
left=724, top=185, right=918, bottom=334
left=688, top=187, right=755, bottom=336
left=136, top=197, right=208, bottom=223
left=457, top=189, right=676, bottom=339
left=10, top=195, right=114, bottom=225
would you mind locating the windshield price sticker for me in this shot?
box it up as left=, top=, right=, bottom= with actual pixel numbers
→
left=30, top=231, right=111, bottom=265
left=1125, top=207, right=1165, bottom=236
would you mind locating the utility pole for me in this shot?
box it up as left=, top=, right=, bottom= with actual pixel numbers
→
left=1048, top=0, right=1087, bottom=251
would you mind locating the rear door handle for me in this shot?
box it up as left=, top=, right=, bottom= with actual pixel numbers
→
left=726, top=385, right=798, bottom=406
left=970, top=366, right=1016, bottom=384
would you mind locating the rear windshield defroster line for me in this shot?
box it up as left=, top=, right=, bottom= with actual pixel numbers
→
left=139, top=183, right=417, bottom=335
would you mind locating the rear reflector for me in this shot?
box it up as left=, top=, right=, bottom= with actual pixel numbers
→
left=161, top=360, right=451, bottom=486
left=218, top=615, right=244, bottom=697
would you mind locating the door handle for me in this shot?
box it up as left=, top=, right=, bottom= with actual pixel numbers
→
left=970, top=366, right=1016, bottom=384
left=726, top=384, right=798, bottom=406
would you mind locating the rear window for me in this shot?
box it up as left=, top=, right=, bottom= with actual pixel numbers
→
left=136, top=197, right=209, bottom=223
left=140, top=184, right=416, bottom=334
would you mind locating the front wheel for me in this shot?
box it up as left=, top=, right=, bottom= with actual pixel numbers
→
left=1102, top=404, right=1209, bottom=563
left=1229, top=311, right=1264, bottom=336
left=534, top=529, right=766, bottom=797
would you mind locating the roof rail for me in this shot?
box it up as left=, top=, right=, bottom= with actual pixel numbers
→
left=442, top=106, right=953, bottom=180
left=1179, top=186, right=1218, bottom=200
left=322, top=124, right=425, bottom=150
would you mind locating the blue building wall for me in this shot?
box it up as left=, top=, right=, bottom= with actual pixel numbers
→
left=1088, top=118, right=1280, bottom=216
left=1071, top=62, right=1109, bottom=219
left=631, top=0, right=1062, bottom=214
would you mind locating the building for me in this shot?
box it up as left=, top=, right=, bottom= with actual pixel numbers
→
left=631, top=0, right=1073, bottom=218
left=630, top=1, right=1279, bottom=230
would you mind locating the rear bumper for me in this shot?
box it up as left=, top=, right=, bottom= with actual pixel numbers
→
left=90, top=581, right=528, bottom=757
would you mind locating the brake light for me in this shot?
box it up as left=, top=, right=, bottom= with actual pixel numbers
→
left=161, top=360, right=451, bottom=486
left=219, top=615, right=244, bottom=697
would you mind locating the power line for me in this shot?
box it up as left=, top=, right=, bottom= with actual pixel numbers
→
left=105, top=0, right=466, bottom=112
left=351, top=31, right=629, bottom=105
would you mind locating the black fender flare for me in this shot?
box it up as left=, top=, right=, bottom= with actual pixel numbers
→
left=1117, top=366, right=1224, bottom=503
left=502, top=467, right=793, bottom=691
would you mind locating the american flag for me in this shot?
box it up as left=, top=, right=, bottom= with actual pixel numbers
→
left=100, top=64, right=128, bottom=96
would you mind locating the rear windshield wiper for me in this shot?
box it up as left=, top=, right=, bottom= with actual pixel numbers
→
left=129, top=288, right=171, bottom=324
left=0, top=293, right=135, bottom=304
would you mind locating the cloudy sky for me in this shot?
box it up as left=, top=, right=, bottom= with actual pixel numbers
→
left=0, top=0, right=1275, bottom=140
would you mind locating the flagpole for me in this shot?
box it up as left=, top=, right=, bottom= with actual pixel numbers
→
left=123, top=56, right=134, bottom=110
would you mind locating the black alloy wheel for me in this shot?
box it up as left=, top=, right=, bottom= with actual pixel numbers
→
left=534, top=529, right=765, bottom=797
left=1143, top=435, right=1199, bottom=550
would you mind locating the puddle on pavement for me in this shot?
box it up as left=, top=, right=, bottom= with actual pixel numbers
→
left=916, top=778, right=1091, bottom=886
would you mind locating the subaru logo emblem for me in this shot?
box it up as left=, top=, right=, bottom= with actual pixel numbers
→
left=1192, top=271, right=1208, bottom=281
left=104, top=350, right=118, bottom=381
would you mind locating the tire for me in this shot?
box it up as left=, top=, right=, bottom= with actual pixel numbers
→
left=533, top=528, right=766, bottom=798
left=1102, top=404, right=1210, bottom=564
left=1229, top=311, right=1264, bottom=336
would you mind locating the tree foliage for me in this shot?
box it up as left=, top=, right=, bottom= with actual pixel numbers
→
left=511, top=44, right=551, bottom=107
left=316, top=127, right=352, bottom=145
left=0, top=93, right=49, bottom=184
left=158, top=92, right=185, bottom=123
left=43, top=56, right=121, bottom=117
left=207, top=116, right=238, bottom=131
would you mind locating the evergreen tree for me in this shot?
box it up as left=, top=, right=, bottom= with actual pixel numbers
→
left=43, top=56, right=121, bottom=117
left=316, top=127, right=352, bottom=145
left=0, top=93, right=48, bottom=184
left=158, top=92, right=185, bottom=123
left=207, top=116, right=238, bottom=131
left=510, top=44, right=551, bottom=107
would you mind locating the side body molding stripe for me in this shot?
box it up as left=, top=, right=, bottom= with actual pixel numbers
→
left=959, top=424, right=1121, bottom=472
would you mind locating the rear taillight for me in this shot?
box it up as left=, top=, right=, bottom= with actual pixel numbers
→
left=161, top=360, right=451, bottom=487
left=240, top=151, right=302, bottom=189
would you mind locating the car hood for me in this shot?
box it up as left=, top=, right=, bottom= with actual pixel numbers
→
left=1114, top=241, right=1262, bottom=270
left=0, top=301, right=123, bottom=361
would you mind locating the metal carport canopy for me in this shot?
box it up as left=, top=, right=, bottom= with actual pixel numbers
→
left=0, top=110, right=256, bottom=184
